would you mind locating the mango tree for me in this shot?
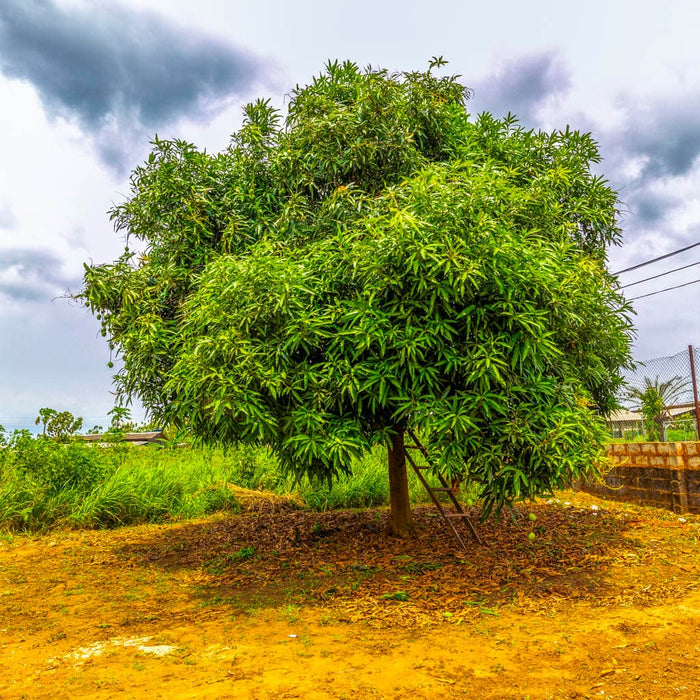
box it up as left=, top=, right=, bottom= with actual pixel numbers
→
left=81, top=59, right=633, bottom=536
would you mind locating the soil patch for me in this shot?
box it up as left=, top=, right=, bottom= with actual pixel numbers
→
left=1, top=490, right=699, bottom=698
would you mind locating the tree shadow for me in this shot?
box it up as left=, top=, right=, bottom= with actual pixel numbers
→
left=112, top=502, right=638, bottom=618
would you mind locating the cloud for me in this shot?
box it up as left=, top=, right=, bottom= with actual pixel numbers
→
left=470, top=50, right=571, bottom=125
left=625, top=189, right=677, bottom=228
left=0, top=302, right=129, bottom=429
left=614, top=97, right=700, bottom=180
left=597, top=93, right=700, bottom=240
left=632, top=195, right=669, bottom=227
left=0, top=205, right=16, bottom=229
left=0, top=0, right=268, bottom=169
left=0, top=247, right=79, bottom=302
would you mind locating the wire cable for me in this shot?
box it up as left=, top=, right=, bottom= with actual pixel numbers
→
left=619, top=260, right=700, bottom=289
left=627, top=276, right=700, bottom=301
left=612, top=241, right=700, bottom=275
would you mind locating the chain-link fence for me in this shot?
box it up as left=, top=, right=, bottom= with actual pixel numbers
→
left=608, top=345, right=700, bottom=441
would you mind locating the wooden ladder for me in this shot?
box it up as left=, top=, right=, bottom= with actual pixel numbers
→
left=405, top=429, right=483, bottom=548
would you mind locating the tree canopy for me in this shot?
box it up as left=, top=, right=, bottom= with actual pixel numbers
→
left=81, top=59, right=634, bottom=531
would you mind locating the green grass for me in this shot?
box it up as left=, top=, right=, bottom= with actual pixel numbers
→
left=0, top=439, right=243, bottom=532
left=666, top=426, right=698, bottom=441
left=608, top=425, right=698, bottom=443
left=0, top=433, right=459, bottom=533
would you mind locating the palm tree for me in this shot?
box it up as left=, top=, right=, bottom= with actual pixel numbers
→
left=625, top=375, right=690, bottom=441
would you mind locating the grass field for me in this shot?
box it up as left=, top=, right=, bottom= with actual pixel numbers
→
left=0, top=434, right=449, bottom=533
left=4, top=426, right=698, bottom=534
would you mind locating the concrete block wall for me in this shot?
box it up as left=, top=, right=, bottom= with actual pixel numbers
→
left=580, top=441, right=700, bottom=514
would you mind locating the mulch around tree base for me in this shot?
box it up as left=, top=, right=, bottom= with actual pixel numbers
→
left=104, top=493, right=695, bottom=628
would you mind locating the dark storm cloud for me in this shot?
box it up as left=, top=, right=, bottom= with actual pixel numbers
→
left=599, top=95, right=700, bottom=236
left=615, top=98, right=700, bottom=180
left=0, top=248, right=78, bottom=302
left=626, top=189, right=677, bottom=227
left=470, top=50, right=571, bottom=124
left=0, top=0, right=267, bottom=168
left=605, top=170, right=677, bottom=242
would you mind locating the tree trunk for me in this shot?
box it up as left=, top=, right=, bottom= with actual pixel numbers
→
left=658, top=415, right=667, bottom=442
left=387, top=426, right=416, bottom=538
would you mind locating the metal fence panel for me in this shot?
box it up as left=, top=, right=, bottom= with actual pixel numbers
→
left=609, top=345, right=700, bottom=441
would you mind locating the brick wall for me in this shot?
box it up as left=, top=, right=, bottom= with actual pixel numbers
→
left=579, top=442, right=700, bottom=514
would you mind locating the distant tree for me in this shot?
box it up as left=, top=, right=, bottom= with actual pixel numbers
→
left=35, top=407, right=57, bottom=436
left=81, top=60, right=634, bottom=536
left=35, top=408, right=83, bottom=442
left=640, top=386, right=664, bottom=441
left=626, top=375, right=690, bottom=441
left=107, top=406, right=133, bottom=431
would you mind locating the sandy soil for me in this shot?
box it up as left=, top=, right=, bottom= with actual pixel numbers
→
left=1, top=490, right=699, bottom=699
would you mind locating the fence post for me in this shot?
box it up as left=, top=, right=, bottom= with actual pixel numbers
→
left=689, top=345, right=700, bottom=440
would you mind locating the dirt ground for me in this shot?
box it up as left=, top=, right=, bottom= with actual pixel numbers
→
left=1, top=489, right=699, bottom=699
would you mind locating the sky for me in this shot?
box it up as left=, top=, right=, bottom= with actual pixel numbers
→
left=1, top=0, right=700, bottom=430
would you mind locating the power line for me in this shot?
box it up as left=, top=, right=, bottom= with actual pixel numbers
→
left=613, top=241, right=700, bottom=275
left=627, top=276, right=700, bottom=301
left=619, top=260, right=700, bottom=289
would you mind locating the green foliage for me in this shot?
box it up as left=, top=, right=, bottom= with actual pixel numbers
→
left=34, top=407, right=56, bottom=435
left=626, top=375, right=690, bottom=441
left=665, top=411, right=698, bottom=441
left=8, top=431, right=111, bottom=492
left=108, top=406, right=132, bottom=431
left=0, top=436, right=447, bottom=533
left=81, top=60, right=634, bottom=516
left=640, top=386, right=664, bottom=441
left=232, top=545, right=256, bottom=561
left=0, top=436, right=239, bottom=532
left=35, top=408, right=83, bottom=441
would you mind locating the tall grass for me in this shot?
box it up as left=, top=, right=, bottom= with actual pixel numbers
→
left=0, top=436, right=240, bottom=532
left=0, top=433, right=448, bottom=533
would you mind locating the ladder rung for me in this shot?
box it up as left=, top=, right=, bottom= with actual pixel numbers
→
left=406, top=427, right=481, bottom=546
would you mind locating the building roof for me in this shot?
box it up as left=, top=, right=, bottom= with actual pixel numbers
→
left=81, top=431, right=165, bottom=443
left=607, top=409, right=643, bottom=423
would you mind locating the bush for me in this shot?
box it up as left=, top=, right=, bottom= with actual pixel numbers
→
left=0, top=432, right=466, bottom=532
left=8, top=433, right=117, bottom=492
left=0, top=435, right=241, bottom=532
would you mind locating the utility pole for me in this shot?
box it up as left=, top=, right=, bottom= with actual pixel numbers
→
left=688, top=345, right=700, bottom=440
